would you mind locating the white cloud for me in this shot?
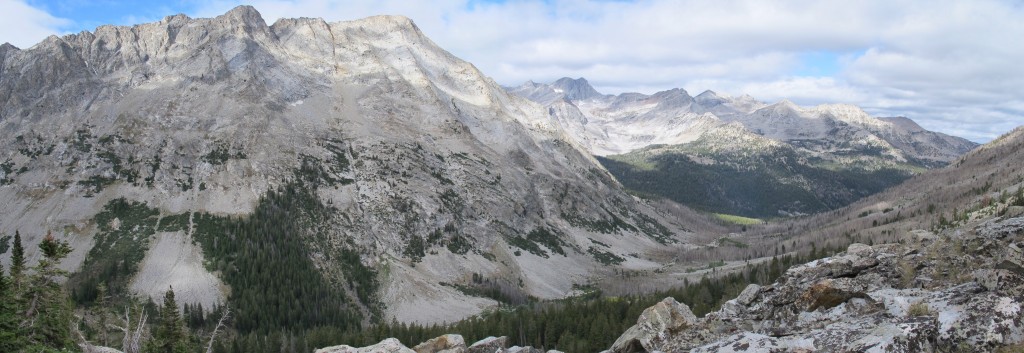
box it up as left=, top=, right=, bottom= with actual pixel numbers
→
left=183, top=0, right=1023, bottom=141
left=0, top=0, right=72, bottom=48
left=6, top=0, right=1022, bottom=142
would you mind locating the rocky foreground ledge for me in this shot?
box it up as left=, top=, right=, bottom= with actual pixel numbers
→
left=315, top=334, right=563, bottom=353
left=336, top=216, right=1024, bottom=352
left=604, top=216, right=1024, bottom=352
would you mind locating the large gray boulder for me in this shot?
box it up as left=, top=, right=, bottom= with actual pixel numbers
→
left=413, top=334, right=467, bottom=353
left=610, top=297, right=705, bottom=352
left=316, top=338, right=415, bottom=353
left=467, top=336, right=508, bottom=353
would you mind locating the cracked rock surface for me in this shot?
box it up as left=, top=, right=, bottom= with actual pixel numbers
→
left=609, top=217, right=1024, bottom=352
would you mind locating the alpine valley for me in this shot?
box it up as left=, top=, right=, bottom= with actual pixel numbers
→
left=509, top=78, right=976, bottom=218
left=0, top=6, right=1022, bottom=353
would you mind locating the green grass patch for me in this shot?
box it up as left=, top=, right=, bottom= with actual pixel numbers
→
left=714, top=213, right=762, bottom=225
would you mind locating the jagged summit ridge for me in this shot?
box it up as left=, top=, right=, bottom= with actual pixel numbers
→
left=508, top=77, right=977, bottom=162
left=510, top=77, right=979, bottom=217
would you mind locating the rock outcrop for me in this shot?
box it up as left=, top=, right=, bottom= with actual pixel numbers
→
left=412, top=334, right=467, bottom=353
left=467, top=336, right=508, bottom=353
left=320, top=335, right=564, bottom=353
left=317, top=338, right=415, bottom=353
left=610, top=297, right=703, bottom=352
left=610, top=216, right=1024, bottom=352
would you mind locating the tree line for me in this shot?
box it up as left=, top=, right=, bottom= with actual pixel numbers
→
left=1, top=230, right=228, bottom=353
left=1, top=225, right=836, bottom=353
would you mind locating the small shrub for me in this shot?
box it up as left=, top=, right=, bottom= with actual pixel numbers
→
left=908, top=301, right=931, bottom=317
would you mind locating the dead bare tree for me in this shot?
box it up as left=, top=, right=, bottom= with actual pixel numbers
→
left=109, top=307, right=147, bottom=353
left=74, top=315, right=99, bottom=353
left=205, top=308, right=231, bottom=353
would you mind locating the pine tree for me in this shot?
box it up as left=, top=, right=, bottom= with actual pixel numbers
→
left=10, top=230, right=25, bottom=285
left=0, top=262, right=23, bottom=352
left=22, top=231, right=75, bottom=351
left=150, top=287, right=190, bottom=353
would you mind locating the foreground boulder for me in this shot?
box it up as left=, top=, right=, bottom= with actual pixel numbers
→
left=319, top=335, right=560, bottom=353
left=413, top=334, right=467, bottom=353
left=610, top=297, right=705, bottom=352
left=316, top=338, right=415, bottom=353
left=467, top=336, right=508, bottom=353
left=610, top=217, right=1024, bottom=352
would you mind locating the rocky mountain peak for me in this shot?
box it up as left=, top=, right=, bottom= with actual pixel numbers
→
left=221, top=5, right=267, bottom=27
left=879, top=116, right=926, bottom=132
left=552, top=77, right=603, bottom=100
left=649, top=87, right=695, bottom=109
left=160, top=13, right=192, bottom=25
left=694, top=89, right=720, bottom=99
left=0, top=42, right=19, bottom=65
left=752, top=99, right=804, bottom=120
left=694, top=90, right=730, bottom=111
left=813, top=103, right=885, bottom=127
left=0, top=42, right=18, bottom=52
left=775, top=98, right=800, bottom=110
left=212, top=5, right=274, bottom=40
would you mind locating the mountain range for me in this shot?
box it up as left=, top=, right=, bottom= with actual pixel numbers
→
left=509, top=78, right=977, bottom=217
left=0, top=6, right=712, bottom=327
left=1, top=5, right=1021, bottom=353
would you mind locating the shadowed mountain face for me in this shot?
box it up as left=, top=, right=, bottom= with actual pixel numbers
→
left=509, top=79, right=978, bottom=218
left=0, top=6, right=715, bottom=326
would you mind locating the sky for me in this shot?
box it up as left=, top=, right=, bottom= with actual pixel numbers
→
left=2, top=0, right=1023, bottom=142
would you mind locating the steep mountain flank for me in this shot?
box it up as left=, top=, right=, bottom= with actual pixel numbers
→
left=0, top=7, right=704, bottom=326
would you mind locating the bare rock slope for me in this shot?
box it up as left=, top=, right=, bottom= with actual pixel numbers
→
left=0, top=7, right=701, bottom=323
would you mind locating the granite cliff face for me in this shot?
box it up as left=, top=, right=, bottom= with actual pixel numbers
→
left=0, top=7, right=699, bottom=324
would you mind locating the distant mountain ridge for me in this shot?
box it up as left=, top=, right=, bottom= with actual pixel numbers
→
left=509, top=77, right=975, bottom=160
left=509, top=78, right=978, bottom=217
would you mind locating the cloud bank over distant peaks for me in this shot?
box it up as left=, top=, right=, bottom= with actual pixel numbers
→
left=4, top=0, right=1023, bottom=142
